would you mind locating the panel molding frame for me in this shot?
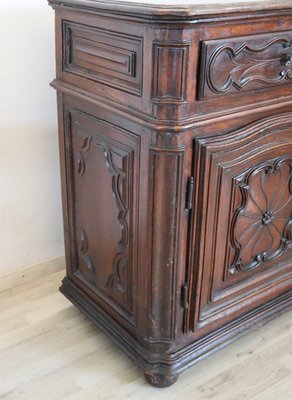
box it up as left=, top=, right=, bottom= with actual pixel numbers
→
left=147, top=144, right=185, bottom=343
left=63, top=21, right=143, bottom=96
left=63, top=106, right=141, bottom=327
left=187, top=113, right=292, bottom=332
left=152, top=40, right=190, bottom=104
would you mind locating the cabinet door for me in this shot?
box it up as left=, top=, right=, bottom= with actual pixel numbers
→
left=187, top=113, right=292, bottom=334
left=63, top=108, right=140, bottom=326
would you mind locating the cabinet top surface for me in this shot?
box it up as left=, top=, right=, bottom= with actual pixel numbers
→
left=49, top=0, right=292, bottom=17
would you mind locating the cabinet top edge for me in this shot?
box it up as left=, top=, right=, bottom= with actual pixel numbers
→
left=48, top=0, right=292, bottom=19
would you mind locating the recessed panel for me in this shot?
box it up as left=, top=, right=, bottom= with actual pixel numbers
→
left=188, top=114, right=292, bottom=331
left=64, top=108, right=140, bottom=325
left=63, top=22, right=143, bottom=95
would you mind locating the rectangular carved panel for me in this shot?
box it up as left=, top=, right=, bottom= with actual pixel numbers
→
left=152, top=41, right=189, bottom=103
left=63, top=22, right=143, bottom=95
left=64, top=108, right=140, bottom=325
left=188, top=114, right=292, bottom=332
left=199, top=31, right=292, bottom=100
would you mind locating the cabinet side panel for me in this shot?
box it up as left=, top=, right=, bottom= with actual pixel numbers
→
left=62, top=107, right=140, bottom=326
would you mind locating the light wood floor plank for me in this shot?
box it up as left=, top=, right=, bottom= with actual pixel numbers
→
left=0, top=270, right=292, bottom=399
left=0, top=256, right=65, bottom=293
left=250, top=374, right=292, bottom=400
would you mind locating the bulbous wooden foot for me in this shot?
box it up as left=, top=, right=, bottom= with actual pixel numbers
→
left=144, top=372, right=179, bottom=388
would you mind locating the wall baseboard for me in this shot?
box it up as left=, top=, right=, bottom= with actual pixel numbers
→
left=0, top=255, right=65, bottom=293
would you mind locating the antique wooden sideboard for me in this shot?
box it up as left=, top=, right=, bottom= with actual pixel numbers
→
left=48, top=0, right=292, bottom=387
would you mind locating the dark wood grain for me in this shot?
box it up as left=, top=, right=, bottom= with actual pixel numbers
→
left=49, top=0, right=292, bottom=388
left=199, top=31, right=292, bottom=99
left=63, top=21, right=143, bottom=95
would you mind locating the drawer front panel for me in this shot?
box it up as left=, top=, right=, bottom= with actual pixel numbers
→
left=63, top=22, right=143, bottom=96
left=188, top=114, right=292, bottom=332
left=199, top=31, right=292, bottom=100
left=64, top=108, right=140, bottom=325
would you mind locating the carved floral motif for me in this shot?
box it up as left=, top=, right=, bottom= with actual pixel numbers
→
left=230, top=158, right=292, bottom=273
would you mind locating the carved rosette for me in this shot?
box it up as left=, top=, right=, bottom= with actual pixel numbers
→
left=230, top=158, right=292, bottom=273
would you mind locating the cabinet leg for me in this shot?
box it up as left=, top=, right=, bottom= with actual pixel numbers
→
left=144, top=371, right=179, bottom=388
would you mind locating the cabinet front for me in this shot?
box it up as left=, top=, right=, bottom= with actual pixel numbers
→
left=187, top=113, right=292, bottom=334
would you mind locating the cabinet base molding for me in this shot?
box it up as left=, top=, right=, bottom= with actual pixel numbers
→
left=60, top=278, right=292, bottom=387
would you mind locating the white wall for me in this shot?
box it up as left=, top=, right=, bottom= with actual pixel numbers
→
left=0, top=1, right=64, bottom=275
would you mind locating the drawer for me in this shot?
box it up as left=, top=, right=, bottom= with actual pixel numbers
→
left=199, top=31, right=292, bottom=100
left=62, top=21, right=143, bottom=96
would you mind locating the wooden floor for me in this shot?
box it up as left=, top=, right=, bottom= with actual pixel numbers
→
left=1, top=269, right=292, bottom=399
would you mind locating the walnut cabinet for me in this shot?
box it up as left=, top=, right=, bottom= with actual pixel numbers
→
left=48, top=0, right=292, bottom=387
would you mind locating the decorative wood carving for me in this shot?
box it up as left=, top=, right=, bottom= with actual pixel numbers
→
left=200, top=32, right=292, bottom=99
left=102, top=143, right=129, bottom=295
left=64, top=109, right=140, bottom=324
left=74, top=132, right=96, bottom=282
left=76, top=132, right=92, bottom=177
left=76, top=134, right=130, bottom=294
left=230, top=158, right=292, bottom=273
left=79, top=227, right=96, bottom=280
left=152, top=41, right=189, bottom=103
left=187, top=114, right=292, bottom=333
left=63, top=22, right=143, bottom=96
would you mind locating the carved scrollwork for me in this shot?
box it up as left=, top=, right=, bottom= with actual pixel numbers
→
left=230, top=158, right=292, bottom=273
left=76, top=133, right=92, bottom=177
left=102, top=143, right=129, bottom=295
left=203, top=35, right=292, bottom=97
left=79, top=227, right=95, bottom=279
left=75, top=132, right=130, bottom=294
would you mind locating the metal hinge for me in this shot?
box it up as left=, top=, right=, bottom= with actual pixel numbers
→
left=182, top=283, right=189, bottom=310
left=186, top=177, right=195, bottom=210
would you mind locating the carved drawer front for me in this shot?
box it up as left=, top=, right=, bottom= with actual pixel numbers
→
left=199, top=31, right=292, bottom=100
left=188, top=114, right=292, bottom=333
left=64, top=108, right=140, bottom=326
left=63, top=22, right=143, bottom=96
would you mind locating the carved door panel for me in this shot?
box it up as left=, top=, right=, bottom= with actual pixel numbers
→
left=64, top=108, right=140, bottom=325
left=187, top=114, right=292, bottom=334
